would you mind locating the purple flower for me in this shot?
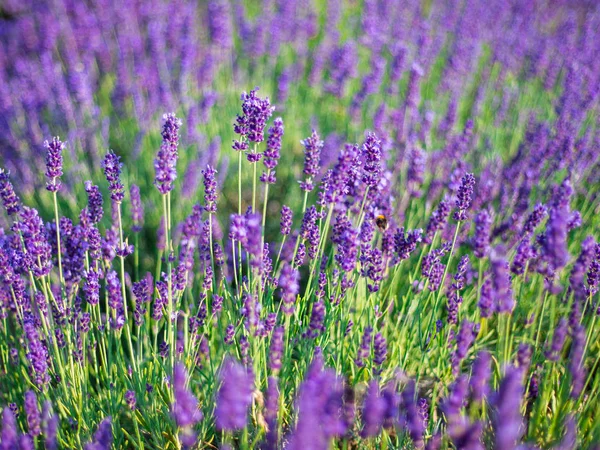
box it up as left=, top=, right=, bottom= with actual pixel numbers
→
left=394, top=228, right=423, bottom=261
left=125, top=391, right=136, bottom=410
left=264, top=377, right=279, bottom=450
left=547, top=318, right=568, bottom=361
left=102, top=151, right=125, bottom=203
left=85, top=181, right=104, bottom=224
left=491, top=247, right=514, bottom=314
left=492, top=366, right=524, bottom=450
left=84, top=270, right=100, bottom=306
left=44, top=137, right=64, bottom=192
left=269, top=326, right=284, bottom=373
left=470, top=351, right=491, bottom=402
left=402, top=380, right=425, bottom=448
left=106, top=270, right=123, bottom=311
left=361, top=381, right=386, bottom=438
left=234, top=88, right=274, bottom=144
left=568, top=325, right=586, bottom=399
left=424, top=200, right=450, bottom=244
left=454, top=173, right=476, bottom=221
left=355, top=326, right=373, bottom=367
left=279, top=263, right=299, bottom=315
left=85, top=417, right=113, bottom=450
left=300, top=206, right=320, bottom=259
left=300, top=130, right=323, bottom=191
left=307, top=299, right=326, bottom=338
left=154, top=113, right=182, bottom=195
left=19, top=207, right=53, bottom=277
left=130, top=184, right=144, bottom=232
left=1, top=408, right=18, bottom=449
left=24, top=391, right=41, bottom=436
left=42, top=402, right=58, bottom=450
left=373, top=332, right=387, bottom=372
left=172, top=362, right=202, bottom=427
left=280, top=205, right=293, bottom=236
left=361, top=132, right=382, bottom=188
left=215, top=358, right=253, bottom=431
left=478, top=277, right=493, bottom=318
left=522, top=204, right=547, bottom=236
left=202, top=165, right=218, bottom=213
left=262, top=118, right=284, bottom=183
left=473, top=210, right=492, bottom=258
left=0, top=169, right=20, bottom=216
left=452, top=320, right=476, bottom=375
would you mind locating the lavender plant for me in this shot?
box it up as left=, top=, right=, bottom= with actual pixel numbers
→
left=1, top=0, right=600, bottom=449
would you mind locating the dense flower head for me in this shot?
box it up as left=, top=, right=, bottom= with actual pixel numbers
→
left=454, top=173, right=476, bottom=221
left=85, top=417, right=113, bottom=450
left=101, top=151, right=124, bottom=203
left=279, top=263, right=299, bottom=315
left=44, top=137, right=64, bottom=192
left=0, top=169, right=20, bottom=216
left=234, top=88, right=274, bottom=143
left=172, top=362, right=202, bottom=427
left=19, top=207, right=53, bottom=277
left=473, top=209, right=492, bottom=258
left=154, top=113, right=182, bottom=195
left=280, top=205, right=293, bottom=235
left=301, top=129, right=324, bottom=184
left=24, top=391, right=41, bottom=436
left=215, top=358, right=253, bottom=431
left=394, top=227, right=423, bottom=261
left=262, top=117, right=284, bottom=183
left=202, top=165, right=218, bottom=213
left=492, top=366, right=524, bottom=450
left=424, top=200, right=451, bottom=244
left=85, top=181, right=104, bottom=224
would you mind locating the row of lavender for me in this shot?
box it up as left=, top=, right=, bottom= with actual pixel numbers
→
left=1, top=0, right=600, bottom=449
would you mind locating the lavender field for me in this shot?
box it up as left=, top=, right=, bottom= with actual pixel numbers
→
left=1, top=0, right=599, bottom=448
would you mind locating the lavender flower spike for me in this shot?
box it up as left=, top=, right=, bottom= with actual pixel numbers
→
left=492, top=366, right=524, bottom=450
left=0, top=169, right=20, bottom=215
left=155, top=113, right=183, bottom=195
left=102, top=150, right=125, bottom=203
left=454, top=173, right=476, bottom=221
left=130, top=184, right=144, bottom=232
left=300, top=129, right=324, bottom=192
left=215, top=358, right=254, bottom=431
left=172, top=362, right=202, bottom=427
left=44, top=137, right=64, bottom=192
left=85, top=417, right=113, bottom=450
left=24, top=391, right=41, bottom=436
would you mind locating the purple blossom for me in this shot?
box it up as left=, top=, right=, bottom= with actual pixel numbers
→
left=470, top=351, right=491, bottom=402
left=125, top=391, right=136, bottom=410
left=361, top=381, right=386, bottom=438
left=492, top=366, right=524, bottom=450
left=262, top=118, right=284, bottom=183
left=522, top=204, right=548, bottom=236
left=24, top=391, right=41, bottom=436
left=394, top=227, right=423, bottom=261
left=355, top=326, right=373, bottom=367
left=154, top=113, right=182, bottom=195
left=454, top=173, right=476, bottom=221
left=491, top=247, right=514, bottom=314
left=85, top=417, right=113, bottom=450
left=44, top=137, right=64, bottom=192
left=280, top=205, right=293, bottom=236
left=102, top=151, right=125, bottom=203
left=361, top=132, right=382, bottom=188
left=172, top=362, right=202, bottom=427
left=568, top=325, right=586, bottom=399
left=85, top=181, right=104, bottom=224
left=0, top=169, right=20, bottom=216
left=473, top=210, right=492, bottom=258
left=130, top=184, right=144, bottom=232
left=234, top=88, right=274, bottom=144
left=1, top=408, right=18, bottom=449
left=424, top=200, right=450, bottom=244
left=279, top=263, right=299, bottom=315
left=300, top=130, right=323, bottom=191
left=202, top=165, right=218, bottom=213
left=215, top=358, right=254, bottom=431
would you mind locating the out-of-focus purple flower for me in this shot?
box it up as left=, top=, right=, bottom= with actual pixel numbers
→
left=473, top=210, right=492, bottom=258
left=172, top=362, right=202, bottom=427
left=215, top=358, right=253, bottom=431
left=361, top=381, right=386, bottom=438
left=279, top=263, right=299, bottom=315
left=478, top=277, right=493, bottom=318
left=543, top=204, right=569, bottom=271
left=244, top=213, right=263, bottom=267
left=522, top=204, right=547, bottom=236
left=546, top=318, right=568, bottom=361
left=402, top=380, right=425, bottom=448
left=587, top=243, right=600, bottom=296
left=470, top=351, right=491, bottom=403
left=269, top=326, right=284, bottom=373
left=84, top=417, right=113, bottom=450
left=300, top=206, right=320, bottom=259
left=102, top=151, right=125, bottom=203
left=454, top=173, right=476, bottom=221
left=492, top=366, right=524, bottom=450
left=511, top=239, right=535, bottom=275
left=452, top=320, right=476, bottom=375
left=125, top=390, right=136, bottom=410
left=394, top=228, right=423, bottom=260
left=355, top=326, right=373, bottom=367
left=300, top=130, right=323, bottom=191
left=154, top=113, right=182, bottom=195
left=261, top=118, right=284, bottom=184
left=85, top=181, right=104, bottom=224
left=42, top=402, right=58, bottom=450
left=106, top=270, right=123, bottom=311
left=0, top=169, right=20, bottom=216
left=307, top=299, right=326, bottom=338
left=424, top=200, right=450, bottom=244
left=570, top=236, right=596, bottom=301
left=130, top=184, right=144, bottom=232
left=44, top=137, right=64, bottom=192
left=280, top=205, right=292, bottom=236
left=24, top=391, right=41, bottom=436
left=568, top=325, right=586, bottom=399
left=490, top=247, right=514, bottom=313
left=1, top=407, right=18, bottom=449
left=567, top=211, right=582, bottom=231
left=264, top=377, right=279, bottom=450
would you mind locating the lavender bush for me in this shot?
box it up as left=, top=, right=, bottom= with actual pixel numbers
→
left=1, top=0, right=600, bottom=448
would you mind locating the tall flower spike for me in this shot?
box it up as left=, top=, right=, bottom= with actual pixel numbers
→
left=85, top=181, right=104, bottom=224
left=154, top=113, right=182, bottom=195
left=454, top=173, right=476, bottom=221
left=202, top=165, right=218, bottom=213
left=261, top=117, right=284, bottom=184
left=102, top=150, right=125, bottom=203
left=24, top=391, right=41, bottom=436
left=172, top=362, right=202, bottom=427
left=85, top=417, right=113, bottom=450
left=361, top=132, right=382, bottom=188
left=215, top=358, right=254, bottom=431
left=44, top=137, right=64, bottom=192
left=300, top=129, right=323, bottom=191
left=130, top=184, right=144, bottom=232
left=0, top=169, right=21, bottom=215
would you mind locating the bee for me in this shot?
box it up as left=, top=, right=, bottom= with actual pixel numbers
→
left=375, top=214, right=388, bottom=231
